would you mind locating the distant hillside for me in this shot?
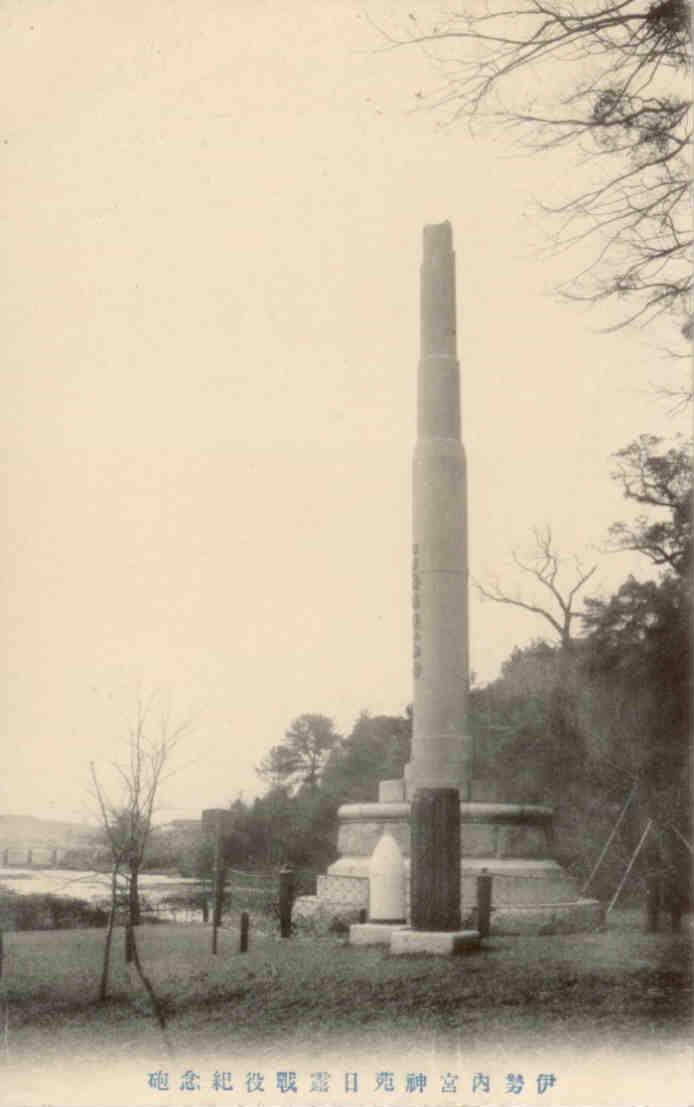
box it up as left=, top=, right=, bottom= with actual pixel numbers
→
left=0, top=814, right=99, bottom=848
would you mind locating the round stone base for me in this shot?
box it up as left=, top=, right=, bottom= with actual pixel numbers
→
left=336, top=801, right=556, bottom=863
left=323, top=856, right=581, bottom=909
left=316, top=799, right=603, bottom=935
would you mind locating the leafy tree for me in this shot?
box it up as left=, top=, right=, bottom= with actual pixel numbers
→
left=498, top=639, right=560, bottom=694
left=582, top=434, right=691, bottom=771
left=375, top=0, right=692, bottom=336
left=238, top=785, right=335, bottom=872
left=470, top=640, right=579, bottom=803
left=577, top=434, right=692, bottom=897
left=580, top=573, right=690, bottom=887
left=249, top=711, right=412, bottom=874
left=582, top=575, right=689, bottom=773
left=321, top=710, right=412, bottom=803
left=257, top=713, right=341, bottom=793
left=606, top=434, right=692, bottom=573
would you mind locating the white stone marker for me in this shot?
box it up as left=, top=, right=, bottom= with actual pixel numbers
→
left=369, top=831, right=406, bottom=923
left=349, top=831, right=408, bottom=947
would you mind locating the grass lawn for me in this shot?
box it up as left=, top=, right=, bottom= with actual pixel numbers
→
left=2, top=910, right=691, bottom=1069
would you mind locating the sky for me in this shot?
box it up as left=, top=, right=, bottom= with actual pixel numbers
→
left=2, top=0, right=689, bottom=826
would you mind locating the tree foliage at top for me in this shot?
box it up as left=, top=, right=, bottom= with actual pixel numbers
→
left=606, top=433, right=692, bottom=573
left=248, top=710, right=411, bottom=870
left=377, top=0, right=692, bottom=334
left=257, top=713, right=342, bottom=793
left=580, top=434, right=691, bottom=808
left=470, top=434, right=691, bottom=891
left=320, top=710, right=411, bottom=802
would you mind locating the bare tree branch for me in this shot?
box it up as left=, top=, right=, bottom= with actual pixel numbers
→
left=475, top=526, right=598, bottom=646
left=90, top=688, right=193, bottom=1002
left=372, top=0, right=692, bottom=344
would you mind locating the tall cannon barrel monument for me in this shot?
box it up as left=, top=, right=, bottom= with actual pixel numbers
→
left=316, top=223, right=603, bottom=940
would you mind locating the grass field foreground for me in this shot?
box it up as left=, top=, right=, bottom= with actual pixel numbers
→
left=1, top=910, right=691, bottom=1066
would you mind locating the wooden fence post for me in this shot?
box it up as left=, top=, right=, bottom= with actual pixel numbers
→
left=125, top=923, right=134, bottom=963
left=645, top=875, right=661, bottom=933
left=212, top=825, right=221, bottom=954
left=279, top=866, right=295, bottom=938
left=664, top=872, right=685, bottom=932
left=202, top=807, right=235, bottom=954
left=669, top=895, right=684, bottom=932
left=240, top=911, right=249, bottom=953
left=477, top=869, right=492, bottom=939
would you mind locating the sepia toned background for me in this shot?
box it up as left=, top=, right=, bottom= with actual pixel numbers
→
left=2, top=0, right=688, bottom=824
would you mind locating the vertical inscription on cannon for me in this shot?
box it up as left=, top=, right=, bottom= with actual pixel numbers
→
left=412, top=543, right=422, bottom=679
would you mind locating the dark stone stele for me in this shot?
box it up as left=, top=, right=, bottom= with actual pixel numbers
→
left=410, top=788, right=461, bottom=931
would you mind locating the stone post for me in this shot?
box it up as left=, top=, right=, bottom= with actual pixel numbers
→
left=279, top=866, right=294, bottom=938
left=125, top=923, right=134, bottom=963
left=240, top=910, right=249, bottom=953
left=476, top=869, right=492, bottom=938
left=645, top=875, right=661, bottom=933
left=410, top=788, right=461, bottom=930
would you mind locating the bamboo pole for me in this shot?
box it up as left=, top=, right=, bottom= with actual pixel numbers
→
left=581, top=780, right=639, bottom=896
left=607, top=819, right=652, bottom=914
left=671, top=825, right=694, bottom=854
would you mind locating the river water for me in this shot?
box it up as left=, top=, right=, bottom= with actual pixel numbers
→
left=0, top=867, right=208, bottom=923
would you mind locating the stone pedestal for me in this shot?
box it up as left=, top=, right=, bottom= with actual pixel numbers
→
left=319, top=796, right=603, bottom=936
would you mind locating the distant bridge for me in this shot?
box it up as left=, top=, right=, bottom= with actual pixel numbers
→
left=0, top=843, right=102, bottom=869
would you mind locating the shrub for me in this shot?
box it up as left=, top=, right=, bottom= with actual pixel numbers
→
left=0, top=892, right=108, bottom=932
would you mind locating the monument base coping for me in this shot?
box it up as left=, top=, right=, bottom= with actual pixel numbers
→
left=349, top=922, right=407, bottom=946
left=390, top=928, right=481, bottom=956
left=491, top=899, right=605, bottom=936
